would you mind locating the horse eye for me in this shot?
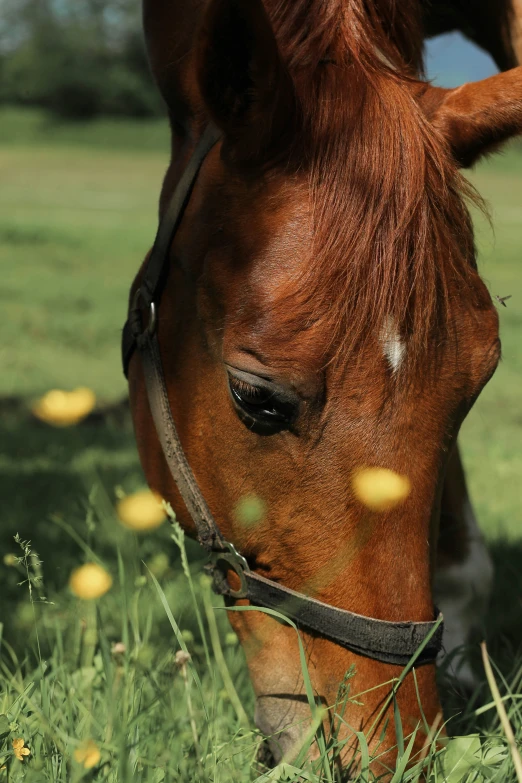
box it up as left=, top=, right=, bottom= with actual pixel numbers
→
left=227, top=371, right=298, bottom=435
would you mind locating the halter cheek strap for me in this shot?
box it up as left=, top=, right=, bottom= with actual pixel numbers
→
left=122, top=125, right=444, bottom=668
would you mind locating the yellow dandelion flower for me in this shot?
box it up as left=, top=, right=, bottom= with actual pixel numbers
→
left=69, top=563, right=112, bottom=600
left=73, top=739, right=101, bottom=770
left=352, top=467, right=411, bottom=512
left=12, top=738, right=30, bottom=761
left=32, top=387, right=96, bottom=427
left=116, top=489, right=166, bottom=531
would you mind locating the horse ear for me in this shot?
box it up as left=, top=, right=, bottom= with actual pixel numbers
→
left=197, top=0, right=298, bottom=165
left=420, top=69, right=522, bottom=168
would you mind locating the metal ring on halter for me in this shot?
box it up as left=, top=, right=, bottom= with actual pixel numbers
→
left=131, top=287, right=157, bottom=338
left=208, top=543, right=250, bottom=599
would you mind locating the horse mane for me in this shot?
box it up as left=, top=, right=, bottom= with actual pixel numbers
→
left=269, top=0, right=425, bottom=74
left=261, top=0, right=485, bottom=368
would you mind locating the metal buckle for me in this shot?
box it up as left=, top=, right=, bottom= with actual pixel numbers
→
left=208, top=542, right=250, bottom=600
left=131, top=287, right=156, bottom=338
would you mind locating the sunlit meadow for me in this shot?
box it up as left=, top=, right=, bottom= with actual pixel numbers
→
left=0, top=108, right=521, bottom=781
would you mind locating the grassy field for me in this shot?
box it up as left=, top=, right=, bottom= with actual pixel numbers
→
left=0, top=107, right=521, bottom=781
left=463, top=152, right=522, bottom=541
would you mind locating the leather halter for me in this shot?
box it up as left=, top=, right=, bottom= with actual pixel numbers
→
left=122, top=125, right=444, bottom=667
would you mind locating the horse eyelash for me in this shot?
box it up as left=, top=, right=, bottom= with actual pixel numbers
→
left=229, top=377, right=265, bottom=399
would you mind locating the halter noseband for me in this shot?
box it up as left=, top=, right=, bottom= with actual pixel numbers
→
left=121, top=124, right=443, bottom=667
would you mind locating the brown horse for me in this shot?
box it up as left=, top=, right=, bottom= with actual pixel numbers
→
left=126, top=0, right=522, bottom=772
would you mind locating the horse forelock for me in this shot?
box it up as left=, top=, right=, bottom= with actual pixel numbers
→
left=256, top=0, right=487, bottom=370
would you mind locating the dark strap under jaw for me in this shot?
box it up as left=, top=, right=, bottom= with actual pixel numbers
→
left=209, top=550, right=443, bottom=666
left=122, top=125, right=444, bottom=668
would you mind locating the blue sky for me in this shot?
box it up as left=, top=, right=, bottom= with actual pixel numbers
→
left=425, top=32, right=499, bottom=86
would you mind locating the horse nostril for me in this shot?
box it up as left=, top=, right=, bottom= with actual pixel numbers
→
left=255, top=738, right=276, bottom=771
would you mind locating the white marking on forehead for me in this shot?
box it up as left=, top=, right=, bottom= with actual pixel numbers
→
left=380, top=316, right=406, bottom=372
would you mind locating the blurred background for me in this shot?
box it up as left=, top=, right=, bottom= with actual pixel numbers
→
left=0, top=2, right=520, bottom=666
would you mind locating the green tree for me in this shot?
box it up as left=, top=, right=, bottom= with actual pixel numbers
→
left=0, top=0, right=162, bottom=118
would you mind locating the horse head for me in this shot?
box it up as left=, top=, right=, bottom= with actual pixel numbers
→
left=129, top=0, right=522, bottom=771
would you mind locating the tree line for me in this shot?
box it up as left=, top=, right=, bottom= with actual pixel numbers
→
left=0, top=0, right=163, bottom=118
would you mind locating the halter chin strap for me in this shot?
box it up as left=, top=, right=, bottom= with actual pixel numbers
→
left=122, top=125, right=444, bottom=667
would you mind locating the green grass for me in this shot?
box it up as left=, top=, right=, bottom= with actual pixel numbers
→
left=0, top=107, right=521, bottom=781
left=0, top=522, right=260, bottom=782
left=462, top=145, right=522, bottom=541
left=0, top=114, right=168, bottom=399
left=0, top=107, right=170, bottom=152
left=0, top=516, right=520, bottom=782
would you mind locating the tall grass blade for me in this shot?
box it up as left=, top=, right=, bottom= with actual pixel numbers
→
left=201, top=580, right=249, bottom=728
left=169, top=513, right=213, bottom=673
left=393, top=695, right=405, bottom=757
left=148, top=567, right=209, bottom=722
left=481, top=641, right=522, bottom=783
left=390, top=728, right=418, bottom=783
left=356, top=730, right=370, bottom=782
